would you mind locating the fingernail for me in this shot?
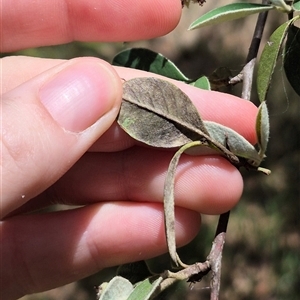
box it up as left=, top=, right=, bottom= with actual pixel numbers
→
left=39, top=61, right=118, bottom=132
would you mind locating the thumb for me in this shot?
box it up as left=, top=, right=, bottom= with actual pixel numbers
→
left=1, top=57, right=122, bottom=217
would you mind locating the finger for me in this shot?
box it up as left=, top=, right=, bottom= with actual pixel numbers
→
left=1, top=57, right=123, bottom=218
left=1, top=0, right=182, bottom=52
left=20, top=147, right=243, bottom=216
left=1, top=202, right=200, bottom=299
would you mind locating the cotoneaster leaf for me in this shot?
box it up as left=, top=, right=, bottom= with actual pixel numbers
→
left=118, top=77, right=210, bottom=148
left=189, top=3, right=273, bottom=30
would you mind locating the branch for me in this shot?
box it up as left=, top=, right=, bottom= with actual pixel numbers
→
left=208, top=211, right=230, bottom=300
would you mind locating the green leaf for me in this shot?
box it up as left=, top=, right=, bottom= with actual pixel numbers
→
left=257, top=20, right=294, bottom=102
left=118, top=77, right=210, bottom=148
left=97, top=276, right=133, bottom=300
left=190, top=76, right=211, bottom=90
left=255, top=102, right=270, bottom=158
left=127, top=276, right=163, bottom=300
left=189, top=3, right=273, bottom=30
left=112, top=48, right=190, bottom=82
left=284, top=23, right=300, bottom=97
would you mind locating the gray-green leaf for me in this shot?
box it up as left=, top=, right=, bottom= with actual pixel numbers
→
left=256, top=101, right=270, bottom=158
left=97, top=276, right=133, bottom=300
left=257, top=19, right=295, bottom=102
left=164, top=141, right=203, bottom=268
left=189, top=3, right=274, bottom=30
left=204, top=121, right=261, bottom=165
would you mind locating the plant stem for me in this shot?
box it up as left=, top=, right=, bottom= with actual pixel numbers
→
left=208, top=211, right=230, bottom=300
left=246, top=0, right=270, bottom=63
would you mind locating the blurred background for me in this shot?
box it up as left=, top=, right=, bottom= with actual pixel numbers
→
left=3, top=1, right=299, bottom=299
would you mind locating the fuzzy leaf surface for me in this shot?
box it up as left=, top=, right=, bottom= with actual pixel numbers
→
left=118, top=77, right=210, bottom=148
left=191, top=76, right=211, bottom=90
left=164, top=141, right=203, bottom=267
left=189, top=3, right=273, bottom=30
left=257, top=20, right=293, bottom=102
left=127, top=276, right=163, bottom=300
left=97, top=276, right=133, bottom=300
left=204, top=121, right=261, bottom=164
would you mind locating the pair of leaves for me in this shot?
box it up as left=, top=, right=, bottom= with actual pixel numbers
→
left=117, top=77, right=270, bottom=267
left=97, top=261, right=165, bottom=300
left=118, top=77, right=269, bottom=168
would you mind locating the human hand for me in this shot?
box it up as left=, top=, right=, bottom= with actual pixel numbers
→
left=0, top=1, right=258, bottom=299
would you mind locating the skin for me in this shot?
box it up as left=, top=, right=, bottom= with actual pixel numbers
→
left=0, top=1, right=258, bottom=299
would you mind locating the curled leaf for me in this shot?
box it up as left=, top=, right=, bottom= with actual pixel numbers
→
left=256, top=101, right=270, bottom=159
left=164, top=141, right=203, bottom=268
left=257, top=19, right=296, bottom=102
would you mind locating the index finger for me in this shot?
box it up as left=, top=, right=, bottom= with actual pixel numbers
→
left=1, top=0, right=182, bottom=52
